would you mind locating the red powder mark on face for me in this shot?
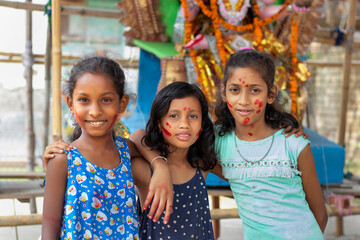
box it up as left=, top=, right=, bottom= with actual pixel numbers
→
left=183, top=107, right=187, bottom=111
left=245, top=84, right=248, bottom=87
left=254, top=99, right=259, bottom=105
left=243, top=117, right=250, bottom=125
left=110, top=115, right=118, bottom=126
left=197, top=130, right=201, bottom=137
left=74, top=111, right=84, bottom=128
left=256, top=109, right=261, bottom=114
left=238, top=78, right=242, bottom=82
left=258, top=101, right=264, bottom=108
left=227, top=101, right=233, bottom=109
left=161, top=126, right=172, bottom=137
left=248, top=132, right=253, bottom=136
left=166, top=122, right=171, bottom=128
left=250, top=124, right=255, bottom=128
left=242, top=81, right=245, bottom=84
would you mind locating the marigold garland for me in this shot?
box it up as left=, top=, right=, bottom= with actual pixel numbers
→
left=290, top=15, right=299, bottom=119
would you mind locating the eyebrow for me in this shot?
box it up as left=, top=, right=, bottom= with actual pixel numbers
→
left=75, top=92, right=116, bottom=96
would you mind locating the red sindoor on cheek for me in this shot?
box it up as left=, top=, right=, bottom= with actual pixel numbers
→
left=166, top=122, right=171, bottom=128
left=161, top=126, right=172, bottom=137
left=74, top=111, right=85, bottom=128
left=227, top=101, right=233, bottom=110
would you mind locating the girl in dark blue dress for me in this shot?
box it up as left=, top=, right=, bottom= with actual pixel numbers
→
left=131, top=82, right=223, bottom=239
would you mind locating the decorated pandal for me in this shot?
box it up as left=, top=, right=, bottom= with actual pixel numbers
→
left=116, top=0, right=324, bottom=126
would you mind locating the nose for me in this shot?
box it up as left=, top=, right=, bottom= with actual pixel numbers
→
left=89, top=102, right=103, bottom=117
left=238, top=91, right=250, bottom=106
left=179, top=116, right=190, bottom=129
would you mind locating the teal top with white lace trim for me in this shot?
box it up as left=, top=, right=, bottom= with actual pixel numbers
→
left=215, top=127, right=323, bottom=240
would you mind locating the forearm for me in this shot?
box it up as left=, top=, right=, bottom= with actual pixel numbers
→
left=130, top=129, right=165, bottom=166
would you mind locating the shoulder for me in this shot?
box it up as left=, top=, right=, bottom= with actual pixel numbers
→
left=283, top=133, right=310, bottom=160
left=123, top=138, right=141, bottom=158
left=48, top=152, right=68, bottom=169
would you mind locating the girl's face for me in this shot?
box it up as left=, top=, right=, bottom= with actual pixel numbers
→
left=159, top=96, right=202, bottom=151
left=67, top=73, right=129, bottom=138
left=222, top=67, right=276, bottom=128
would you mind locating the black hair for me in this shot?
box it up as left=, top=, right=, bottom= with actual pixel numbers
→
left=63, top=56, right=126, bottom=141
left=143, top=82, right=217, bottom=171
left=215, top=49, right=299, bottom=136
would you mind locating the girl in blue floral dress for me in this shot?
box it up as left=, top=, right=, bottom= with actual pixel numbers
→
left=42, top=56, right=143, bottom=239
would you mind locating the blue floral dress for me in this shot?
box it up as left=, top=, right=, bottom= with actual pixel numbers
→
left=60, top=137, right=139, bottom=240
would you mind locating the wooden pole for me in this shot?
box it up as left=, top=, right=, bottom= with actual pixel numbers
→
left=0, top=0, right=122, bottom=18
left=338, top=0, right=357, bottom=147
left=0, top=214, right=42, bottom=226
left=51, top=0, right=62, bottom=141
left=43, top=23, right=51, bottom=154
left=24, top=0, right=37, bottom=215
left=336, top=0, right=357, bottom=236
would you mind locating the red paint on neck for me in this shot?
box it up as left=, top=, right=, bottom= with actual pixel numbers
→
left=161, top=126, right=172, bottom=137
left=248, top=132, right=253, bottom=136
left=250, top=124, right=255, bottom=128
left=243, top=117, right=250, bottom=125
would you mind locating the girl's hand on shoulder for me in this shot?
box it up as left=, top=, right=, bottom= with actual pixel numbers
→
left=282, top=126, right=308, bottom=139
left=145, top=160, right=173, bottom=224
left=43, top=140, right=72, bottom=171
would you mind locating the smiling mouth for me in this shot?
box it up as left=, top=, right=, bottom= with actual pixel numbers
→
left=85, top=120, right=107, bottom=127
left=176, top=133, right=191, bottom=141
left=236, top=109, right=253, bottom=116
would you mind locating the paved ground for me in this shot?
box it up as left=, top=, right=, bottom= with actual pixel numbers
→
left=0, top=198, right=359, bottom=240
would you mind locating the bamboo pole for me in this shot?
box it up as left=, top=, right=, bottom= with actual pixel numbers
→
left=51, top=0, right=62, bottom=141
left=0, top=51, right=139, bottom=68
left=0, top=0, right=122, bottom=18
left=43, top=23, right=51, bottom=155
left=24, top=0, right=37, bottom=215
left=336, top=1, right=357, bottom=235
left=0, top=214, right=42, bottom=226
left=338, top=0, right=357, bottom=147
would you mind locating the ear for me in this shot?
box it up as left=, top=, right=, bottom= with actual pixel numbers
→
left=66, top=96, right=75, bottom=114
left=267, top=85, right=278, bottom=104
left=118, top=94, right=130, bottom=115
left=220, top=84, right=227, bottom=102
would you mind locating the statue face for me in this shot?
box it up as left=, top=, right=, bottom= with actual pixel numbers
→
left=294, top=0, right=313, bottom=9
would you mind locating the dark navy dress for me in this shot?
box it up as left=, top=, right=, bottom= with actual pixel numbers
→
left=139, top=168, right=215, bottom=239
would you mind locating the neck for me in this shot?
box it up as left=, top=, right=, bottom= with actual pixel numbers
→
left=167, top=147, right=190, bottom=166
left=234, top=121, right=274, bottom=141
left=73, top=132, right=115, bottom=151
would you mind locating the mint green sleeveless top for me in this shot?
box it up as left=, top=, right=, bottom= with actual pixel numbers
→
left=215, top=127, right=323, bottom=240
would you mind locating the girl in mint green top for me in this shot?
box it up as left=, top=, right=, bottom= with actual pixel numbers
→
left=214, top=49, right=328, bottom=239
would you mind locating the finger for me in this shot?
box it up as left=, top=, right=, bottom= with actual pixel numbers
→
left=304, top=133, right=309, bottom=139
left=295, top=129, right=303, bottom=137
left=163, top=193, right=174, bottom=224
left=148, top=190, right=160, bottom=220
left=143, top=188, right=155, bottom=212
left=282, top=125, right=292, bottom=134
left=153, top=195, right=166, bottom=223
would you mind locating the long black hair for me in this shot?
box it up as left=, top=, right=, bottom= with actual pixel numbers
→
left=143, top=82, right=217, bottom=171
left=63, top=56, right=126, bottom=141
left=215, top=49, right=299, bottom=136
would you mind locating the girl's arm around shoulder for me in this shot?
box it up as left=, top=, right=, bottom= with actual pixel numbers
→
left=41, top=153, right=68, bottom=239
left=210, top=163, right=227, bottom=181
left=298, top=145, right=328, bottom=232
left=130, top=129, right=174, bottom=224
left=125, top=138, right=141, bottom=158
left=131, top=156, right=151, bottom=209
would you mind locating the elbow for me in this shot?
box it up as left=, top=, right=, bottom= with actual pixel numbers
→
left=319, top=211, right=328, bottom=233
